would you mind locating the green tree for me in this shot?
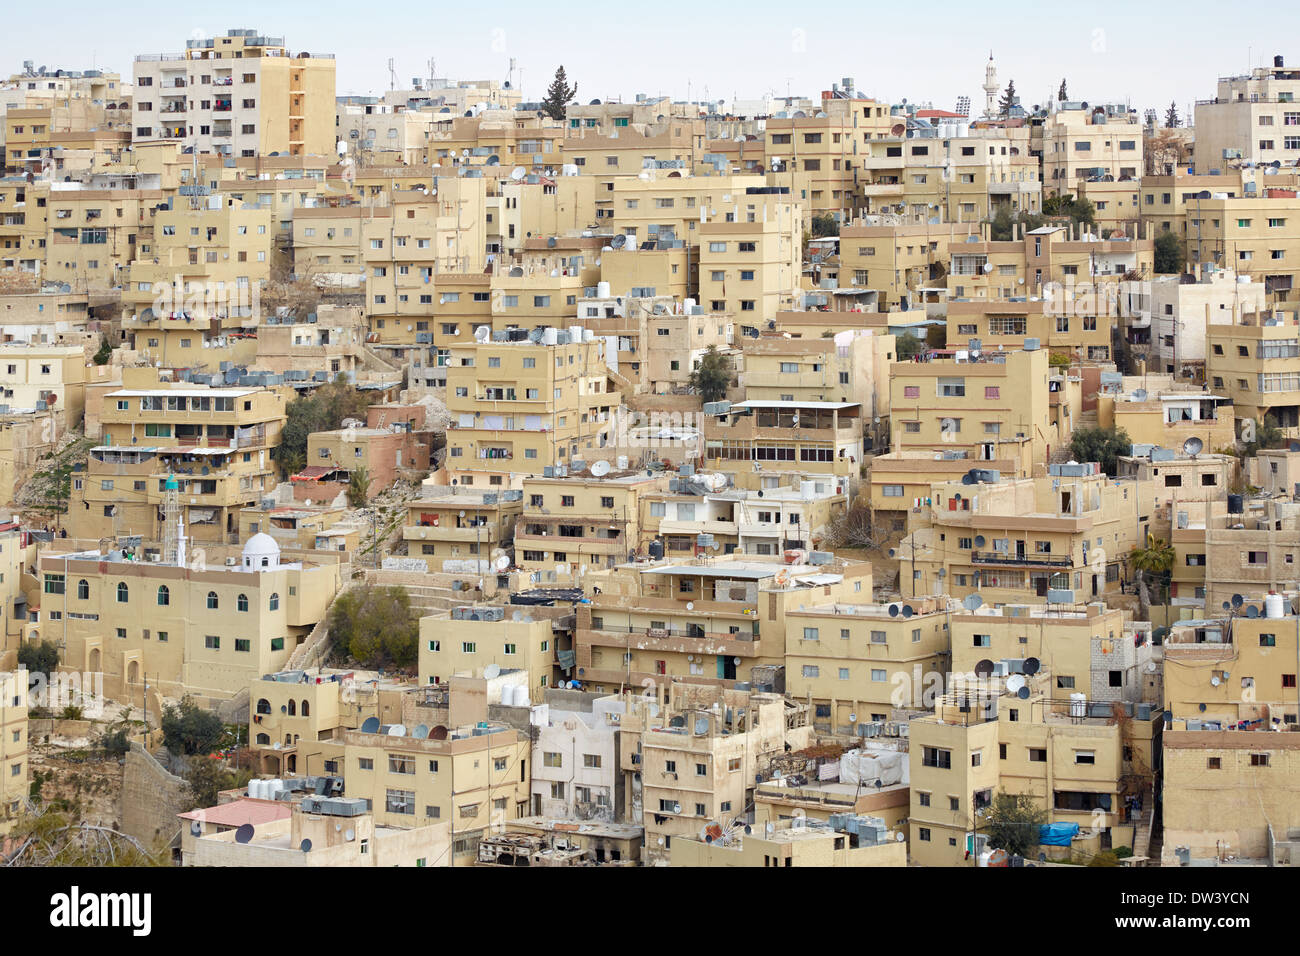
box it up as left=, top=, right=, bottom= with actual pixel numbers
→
left=1164, top=101, right=1181, bottom=129
left=689, top=345, right=732, bottom=404
left=1069, top=425, right=1132, bottom=476
left=347, top=465, right=372, bottom=508
left=1154, top=229, right=1183, bottom=274
left=1042, top=193, right=1096, bottom=228
left=1243, top=415, right=1285, bottom=456
left=92, top=334, right=113, bottom=366
left=328, top=585, right=419, bottom=670
left=160, top=696, right=226, bottom=756
left=181, top=755, right=250, bottom=811
left=542, top=66, right=578, bottom=121
left=1058, top=78, right=1068, bottom=102
left=982, top=791, right=1047, bottom=859
left=999, top=79, right=1017, bottom=116
left=809, top=213, right=839, bottom=238
left=895, top=333, right=926, bottom=361
left=1129, top=532, right=1175, bottom=622
left=279, top=379, right=371, bottom=477
left=17, top=639, right=60, bottom=680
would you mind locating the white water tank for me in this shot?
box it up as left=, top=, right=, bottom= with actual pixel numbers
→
left=800, top=479, right=816, bottom=500
left=684, top=297, right=696, bottom=314
left=542, top=327, right=558, bottom=346
left=1069, top=693, right=1087, bottom=718
left=1265, top=591, right=1285, bottom=618
left=616, top=456, right=629, bottom=470
left=516, top=686, right=530, bottom=708
left=597, top=281, right=611, bottom=298
left=569, top=325, right=584, bottom=342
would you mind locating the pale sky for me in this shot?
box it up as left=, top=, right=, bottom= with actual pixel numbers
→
left=2, top=0, right=1293, bottom=121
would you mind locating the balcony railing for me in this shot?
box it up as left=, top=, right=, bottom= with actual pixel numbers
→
left=969, top=550, right=1073, bottom=568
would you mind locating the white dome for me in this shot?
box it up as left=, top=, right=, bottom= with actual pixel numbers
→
left=242, top=532, right=281, bottom=569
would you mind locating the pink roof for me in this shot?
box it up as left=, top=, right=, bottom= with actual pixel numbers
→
left=178, top=798, right=294, bottom=828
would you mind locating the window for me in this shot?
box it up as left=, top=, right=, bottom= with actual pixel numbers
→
left=921, top=747, right=951, bottom=769
left=204, top=635, right=220, bottom=650
left=237, top=593, right=248, bottom=612
left=1075, top=750, right=1096, bottom=765
left=1250, top=753, right=1270, bottom=767
left=206, top=591, right=219, bottom=610
left=802, top=627, right=819, bottom=641
left=116, top=582, right=129, bottom=603
left=1029, top=748, right=1047, bottom=762
left=157, top=585, right=170, bottom=606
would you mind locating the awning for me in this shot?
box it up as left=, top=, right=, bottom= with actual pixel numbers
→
left=292, top=466, right=339, bottom=482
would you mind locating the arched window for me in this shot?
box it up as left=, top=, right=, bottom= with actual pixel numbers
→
left=77, top=579, right=89, bottom=600
left=287, top=699, right=296, bottom=716
left=237, top=593, right=249, bottom=612
left=157, top=585, right=169, bottom=606
left=255, top=733, right=270, bottom=745
left=116, top=582, right=129, bottom=603
left=301, top=700, right=310, bottom=717
left=269, top=592, right=280, bottom=611
left=256, top=698, right=271, bottom=715
left=207, top=591, right=219, bottom=610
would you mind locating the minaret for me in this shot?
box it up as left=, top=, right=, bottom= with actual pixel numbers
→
left=983, top=52, right=999, bottom=118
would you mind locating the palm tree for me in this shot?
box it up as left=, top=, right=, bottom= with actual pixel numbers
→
left=1128, top=533, right=1175, bottom=622
left=347, top=465, right=372, bottom=508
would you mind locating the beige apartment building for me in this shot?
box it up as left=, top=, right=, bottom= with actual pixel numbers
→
left=342, top=718, right=530, bottom=865
left=35, top=534, right=342, bottom=704
left=574, top=554, right=872, bottom=690
left=866, top=450, right=1025, bottom=539
left=946, top=224, right=1154, bottom=305
left=515, top=470, right=666, bottom=583
left=784, top=597, right=952, bottom=735
left=0, top=343, right=89, bottom=420
left=1184, top=195, right=1300, bottom=305
left=618, top=683, right=812, bottom=863
left=670, top=819, right=906, bottom=867
left=642, top=308, right=732, bottom=393
left=419, top=609, right=555, bottom=698
left=858, top=126, right=1040, bottom=223
left=739, top=330, right=892, bottom=430
left=1041, top=105, right=1143, bottom=196
left=1163, top=612, right=1300, bottom=730
left=702, top=399, right=864, bottom=490
left=945, top=298, right=1115, bottom=364
left=604, top=169, right=769, bottom=253
left=900, top=464, right=1149, bottom=606
left=1161, top=729, right=1300, bottom=865
left=908, top=676, right=1160, bottom=866
left=404, top=483, right=522, bottom=571
left=42, top=184, right=165, bottom=292
left=1206, top=310, right=1300, bottom=433
left=0, top=668, right=27, bottom=828
left=838, top=222, right=979, bottom=312
left=1139, top=268, right=1265, bottom=378
left=1195, top=57, right=1300, bottom=168
left=698, top=210, right=803, bottom=319
left=73, top=368, right=286, bottom=543
left=443, top=334, right=620, bottom=483
left=133, top=29, right=336, bottom=157
left=889, top=346, right=1050, bottom=465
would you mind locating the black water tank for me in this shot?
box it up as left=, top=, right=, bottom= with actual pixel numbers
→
left=1276, top=55, right=1286, bottom=68
left=1227, top=494, right=1244, bottom=514
left=648, top=539, right=664, bottom=560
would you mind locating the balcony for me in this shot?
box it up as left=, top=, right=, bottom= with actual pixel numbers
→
left=403, top=524, right=500, bottom=543
left=969, top=550, right=1073, bottom=569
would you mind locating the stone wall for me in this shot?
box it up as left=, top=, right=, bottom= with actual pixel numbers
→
left=120, top=741, right=189, bottom=848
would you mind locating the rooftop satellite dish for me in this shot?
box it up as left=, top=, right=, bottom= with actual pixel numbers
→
left=901, top=605, right=914, bottom=618
left=974, top=659, right=995, bottom=678
left=888, top=604, right=900, bottom=618
left=1210, top=676, right=1221, bottom=686
left=888, top=548, right=896, bottom=558
left=1006, top=674, right=1026, bottom=694
left=1245, top=605, right=1260, bottom=619
left=387, top=724, right=407, bottom=737
left=474, top=325, right=491, bottom=343
left=962, top=593, right=984, bottom=611
left=610, top=234, right=627, bottom=250
left=1132, top=388, right=1148, bottom=401
left=973, top=535, right=986, bottom=548
left=590, top=460, right=611, bottom=477
left=360, top=716, right=380, bottom=734
left=1198, top=703, right=1208, bottom=712
left=190, top=821, right=202, bottom=836
left=511, top=166, right=526, bottom=180
left=483, top=663, right=501, bottom=679
left=234, top=824, right=255, bottom=845
left=431, top=726, right=449, bottom=740
left=495, top=554, right=511, bottom=571
left=413, top=724, right=430, bottom=739
left=299, top=838, right=312, bottom=853
left=1183, top=437, right=1203, bottom=457
left=937, top=568, right=947, bottom=579
left=1017, top=685, right=1031, bottom=699
left=345, top=829, right=356, bottom=842
left=1023, top=657, right=1041, bottom=675
left=1231, top=593, right=1244, bottom=609
left=1221, top=601, right=1232, bottom=611
left=686, top=602, right=695, bottom=611
left=693, top=717, right=709, bottom=735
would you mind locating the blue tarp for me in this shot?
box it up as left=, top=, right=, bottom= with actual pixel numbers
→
left=1039, top=822, right=1080, bottom=846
